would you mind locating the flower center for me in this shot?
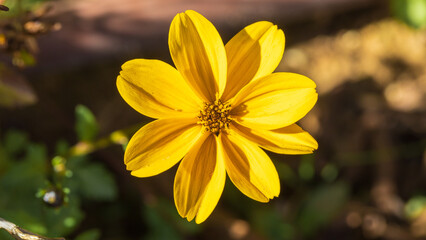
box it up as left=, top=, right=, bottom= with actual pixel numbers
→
left=197, top=99, right=232, bottom=134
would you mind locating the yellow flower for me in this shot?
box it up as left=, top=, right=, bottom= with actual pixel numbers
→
left=117, top=10, right=318, bottom=223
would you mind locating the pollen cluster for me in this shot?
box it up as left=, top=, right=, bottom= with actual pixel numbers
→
left=197, top=99, right=232, bottom=134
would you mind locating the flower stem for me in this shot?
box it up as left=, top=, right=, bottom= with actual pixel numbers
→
left=0, top=217, right=64, bottom=240
left=67, top=122, right=143, bottom=158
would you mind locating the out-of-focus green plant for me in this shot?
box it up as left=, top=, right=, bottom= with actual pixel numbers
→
left=74, top=229, right=101, bottom=240
left=405, top=196, right=426, bottom=219
left=0, top=129, right=83, bottom=239
left=75, top=104, right=99, bottom=142
left=219, top=153, right=350, bottom=240
left=391, top=0, right=426, bottom=29
left=297, top=182, right=349, bottom=237
left=143, top=198, right=201, bottom=240
left=0, top=0, right=49, bottom=16
left=0, top=104, right=118, bottom=239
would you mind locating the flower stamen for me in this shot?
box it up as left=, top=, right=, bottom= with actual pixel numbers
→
left=197, top=99, right=231, bottom=134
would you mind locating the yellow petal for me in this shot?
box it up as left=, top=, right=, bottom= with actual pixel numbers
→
left=220, top=132, right=280, bottom=202
left=231, top=72, right=318, bottom=130
left=231, top=123, right=318, bottom=154
left=222, top=21, right=285, bottom=101
left=117, top=59, right=202, bottom=119
left=125, top=118, right=203, bottom=178
left=174, top=134, right=226, bottom=224
left=169, top=10, right=227, bottom=102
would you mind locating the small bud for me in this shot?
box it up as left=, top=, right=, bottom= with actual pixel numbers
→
left=43, top=188, right=64, bottom=207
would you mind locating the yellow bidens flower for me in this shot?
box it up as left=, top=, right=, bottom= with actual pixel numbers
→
left=117, top=10, right=318, bottom=224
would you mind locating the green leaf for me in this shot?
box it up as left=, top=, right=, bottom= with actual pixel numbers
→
left=73, top=162, right=117, bottom=201
left=0, top=146, right=10, bottom=173
left=0, top=129, right=89, bottom=238
left=1, top=143, right=47, bottom=191
left=0, top=0, right=51, bottom=18
left=0, top=139, right=84, bottom=238
left=251, top=207, right=295, bottom=240
left=391, top=0, right=426, bottom=28
left=75, top=105, right=99, bottom=142
left=298, top=156, right=315, bottom=181
left=74, top=229, right=101, bottom=240
left=4, top=129, right=28, bottom=155
left=320, top=163, right=339, bottom=182
left=143, top=202, right=182, bottom=240
left=405, top=195, right=426, bottom=219
left=276, top=162, right=297, bottom=186
left=0, top=230, right=14, bottom=240
left=43, top=197, right=85, bottom=237
left=55, top=139, right=70, bottom=156
left=297, top=182, right=349, bottom=237
left=15, top=50, right=36, bottom=67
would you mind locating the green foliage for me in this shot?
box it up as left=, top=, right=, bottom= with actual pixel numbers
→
left=297, top=182, right=349, bottom=237
left=320, top=163, right=339, bottom=182
left=0, top=129, right=84, bottom=238
left=75, top=229, right=101, bottom=240
left=405, top=195, right=426, bottom=219
left=0, top=227, right=15, bottom=239
left=16, top=50, right=36, bottom=66
left=251, top=208, right=295, bottom=240
left=0, top=0, right=50, bottom=17
left=391, top=0, right=426, bottom=28
left=66, top=156, right=118, bottom=201
left=275, top=161, right=297, bottom=186
left=55, top=139, right=71, bottom=156
left=298, top=155, right=315, bottom=181
left=143, top=198, right=200, bottom=240
left=144, top=204, right=182, bottom=240
left=75, top=104, right=99, bottom=142
left=4, top=128, right=28, bottom=154
left=0, top=128, right=118, bottom=238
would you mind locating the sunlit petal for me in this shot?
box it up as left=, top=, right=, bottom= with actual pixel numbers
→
left=169, top=10, right=227, bottom=102
left=220, top=132, right=280, bottom=202
left=231, top=123, right=318, bottom=154
left=126, top=118, right=203, bottom=177
left=174, top=134, right=226, bottom=223
left=117, top=59, right=202, bottom=119
left=222, top=21, right=285, bottom=101
left=231, top=72, right=317, bottom=130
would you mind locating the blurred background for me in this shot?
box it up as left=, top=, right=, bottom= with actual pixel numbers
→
left=0, top=0, right=425, bottom=239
